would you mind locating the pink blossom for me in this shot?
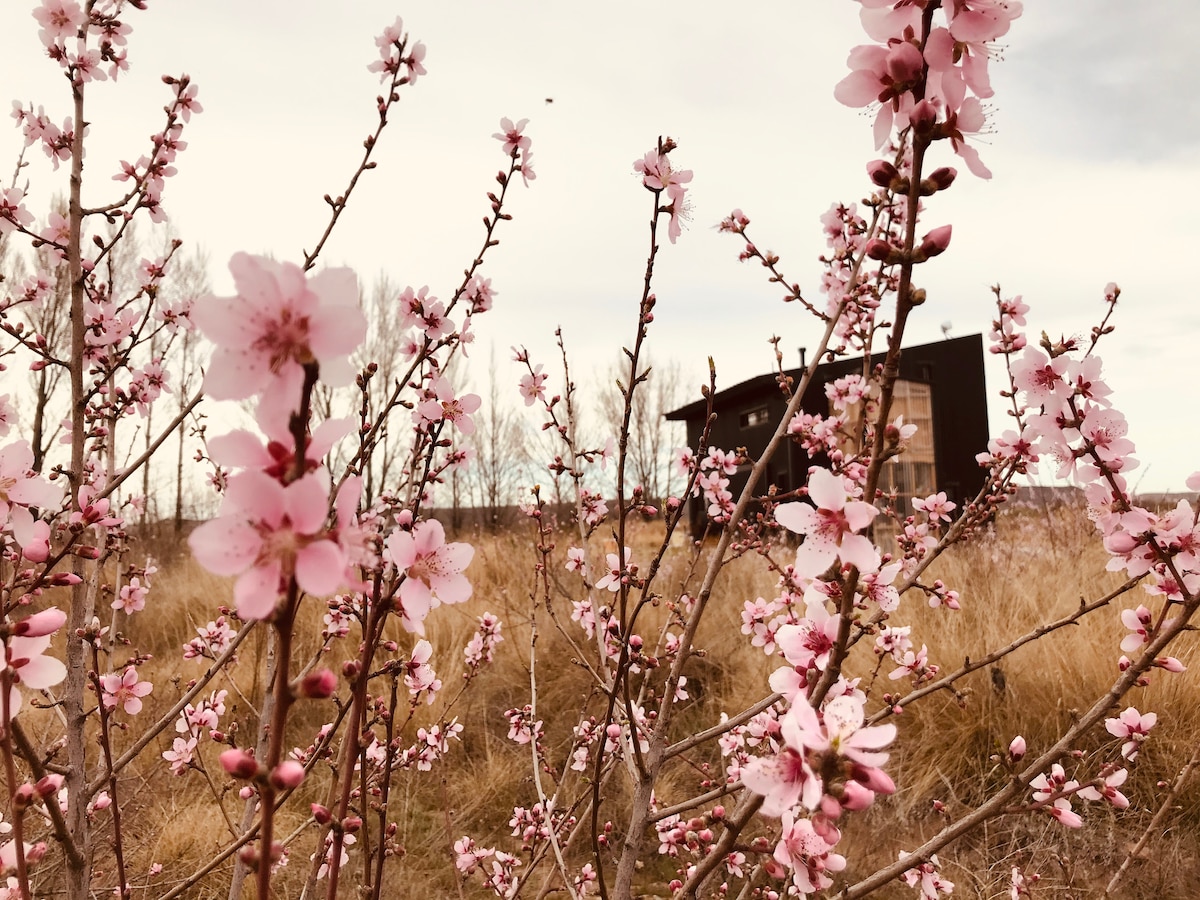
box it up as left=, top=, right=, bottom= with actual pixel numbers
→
left=192, top=253, right=366, bottom=403
left=493, top=117, right=531, bottom=156
left=1105, top=706, right=1156, bottom=760
left=404, top=639, right=441, bottom=700
left=776, top=600, right=841, bottom=675
left=1077, top=768, right=1129, bottom=810
left=1119, top=605, right=1152, bottom=653
left=900, top=853, right=955, bottom=898
left=4, top=632, right=67, bottom=715
left=415, top=376, right=481, bottom=435
left=162, top=736, right=198, bottom=776
left=99, top=667, right=153, bottom=715
left=774, top=811, right=846, bottom=894
left=565, top=547, right=587, bottom=575
left=595, top=547, right=632, bottom=593
left=776, top=469, right=880, bottom=578
left=633, top=149, right=693, bottom=243
left=33, top=0, right=84, bottom=46
left=519, top=364, right=547, bottom=406
left=385, top=519, right=474, bottom=633
left=188, top=468, right=347, bottom=620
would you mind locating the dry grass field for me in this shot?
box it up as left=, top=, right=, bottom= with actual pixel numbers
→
left=30, top=497, right=1200, bottom=898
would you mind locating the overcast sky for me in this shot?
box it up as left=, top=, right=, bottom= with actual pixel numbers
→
left=2, top=2, right=1197, bottom=494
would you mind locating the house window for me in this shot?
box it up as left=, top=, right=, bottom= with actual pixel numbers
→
left=739, top=405, right=770, bottom=429
left=881, top=379, right=936, bottom=510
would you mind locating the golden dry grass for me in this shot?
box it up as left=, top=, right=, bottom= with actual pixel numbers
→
left=36, top=501, right=1200, bottom=898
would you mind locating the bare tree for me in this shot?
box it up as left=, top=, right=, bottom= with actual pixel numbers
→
left=351, top=272, right=408, bottom=504
left=464, top=345, right=526, bottom=531
left=597, top=350, right=686, bottom=504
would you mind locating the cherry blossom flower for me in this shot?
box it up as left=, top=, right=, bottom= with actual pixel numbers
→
left=1031, top=764, right=1082, bottom=828
left=4, top=627, right=67, bottom=715
left=633, top=148, right=693, bottom=243
left=900, top=853, right=955, bottom=898
left=192, top=253, right=366, bottom=403
left=162, top=736, right=197, bottom=776
left=188, top=468, right=347, bottom=620
left=99, top=667, right=153, bottom=715
left=404, top=639, right=441, bottom=700
left=1105, top=707, right=1156, bottom=760
left=565, top=547, right=587, bottom=576
left=493, top=117, right=531, bottom=156
left=519, top=364, right=547, bottom=406
left=1077, top=767, right=1129, bottom=809
left=595, top=548, right=632, bottom=592
left=415, top=375, right=481, bottom=435
left=776, top=469, right=880, bottom=578
left=385, top=519, right=474, bottom=633
left=33, top=0, right=85, bottom=47
left=1119, top=605, right=1153, bottom=653
left=774, top=811, right=846, bottom=895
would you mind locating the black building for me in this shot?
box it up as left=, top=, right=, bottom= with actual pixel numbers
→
left=665, top=334, right=989, bottom=527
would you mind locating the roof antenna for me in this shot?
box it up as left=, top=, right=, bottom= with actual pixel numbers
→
left=940, top=321, right=953, bottom=339
left=799, top=346, right=807, bottom=369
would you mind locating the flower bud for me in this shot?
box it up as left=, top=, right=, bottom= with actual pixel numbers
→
left=219, top=748, right=260, bottom=780
left=35, top=774, right=63, bottom=798
left=867, top=159, right=899, bottom=188
left=298, top=668, right=338, bottom=699
left=926, top=166, right=957, bottom=191
left=841, top=779, right=875, bottom=811
left=1008, top=735, right=1026, bottom=761
left=865, top=238, right=894, bottom=262
left=311, top=803, right=332, bottom=825
left=1155, top=657, right=1186, bottom=673
left=269, top=760, right=305, bottom=790
left=13, top=607, right=67, bottom=638
left=910, top=99, right=938, bottom=132
left=342, top=816, right=363, bottom=834
left=918, top=224, right=952, bottom=259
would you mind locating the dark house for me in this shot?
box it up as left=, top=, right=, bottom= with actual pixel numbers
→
left=665, top=334, right=989, bottom=529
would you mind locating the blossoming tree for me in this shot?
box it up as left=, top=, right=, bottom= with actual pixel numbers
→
left=0, top=1, right=1196, bottom=899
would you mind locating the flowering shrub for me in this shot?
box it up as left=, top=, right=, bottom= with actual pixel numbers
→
left=0, top=1, right=1196, bottom=899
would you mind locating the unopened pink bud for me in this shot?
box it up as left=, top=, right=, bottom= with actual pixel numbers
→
left=35, top=774, right=63, bottom=798
left=841, top=779, right=875, bottom=811
left=92, top=791, right=112, bottom=811
left=299, top=668, right=338, bottom=699
left=24, top=842, right=46, bottom=866
left=924, top=166, right=957, bottom=192
left=1009, top=735, right=1026, bottom=761
left=910, top=99, right=938, bottom=131
left=13, top=607, right=67, bottom=637
left=342, top=660, right=362, bottom=680
left=918, top=224, right=952, bottom=259
left=341, top=816, right=363, bottom=834
left=50, top=573, right=82, bottom=586
left=269, top=760, right=305, bottom=790
left=867, top=159, right=899, bottom=188
left=311, top=803, right=332, bottom=825
left=605, top=723, right=622, bottom=741
left=13, top=783, right=36, bottom=811
left=711, top=805, right=725, bottom=820
left=74, top=545, right=101, bottom=560
left=219, top=749, right=260, bottom=780
left=851, top=764, right=896, bottom=795
left=865, top=238, right=893, bottom=261
left=1156, top=657, right=1187, bottom=673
